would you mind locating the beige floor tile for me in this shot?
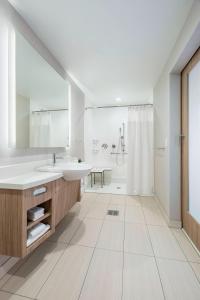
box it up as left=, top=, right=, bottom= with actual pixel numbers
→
left=79, top=248, right=123, bottom=300
left=0, top=291, right=30, bottom=300
left=190, top=262, right=200, bottom=282
left=171, top=228, right=200, bottom=263
left=49, top=215, right=82, bottom=243
left=125, top=205, right=145, bottom=223
left=125, top=195, right=141, bottom=206
left=0, top=256, right=30, bottom=288
left=69, top=202, right=90, bottom=219
left=105, top=204, right=125, bottom=222
left=95, top=193, right=111, bottom=204
left=2, top=242, right=66, bottom=298
left=110, top=194, right=126, bottom=206
left=124, top=223, right=153, bottom=256
left=140, top=196, right=158, bottom=207
left=86, top=203, right=108, bottom=220
left=123, top=253, right=164, bottom=300
left=37, top=245, right=93, bottom=300
left=157, top=258, right=200, bottom=300
left=142, top=206, right=166, bottom=226
left=148, top=226, right=186, bottom=260
left=97, top=221, right=124, bottom=251
left=81, top=192, right=97, bottom=202
left=70, top=218, right=103, bottom=247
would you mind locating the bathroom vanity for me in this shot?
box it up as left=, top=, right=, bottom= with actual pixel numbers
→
left=0, top=174, right=80, bottom=258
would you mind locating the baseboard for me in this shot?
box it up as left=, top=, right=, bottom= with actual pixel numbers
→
left=154, top=194, right=182, bottom=228
left=182, top=229, right=200, bottom=257
left=0, top=257, right=19, bottom=280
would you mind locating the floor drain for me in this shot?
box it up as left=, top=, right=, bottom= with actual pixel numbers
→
left=107, top=210, right=119, bottom=216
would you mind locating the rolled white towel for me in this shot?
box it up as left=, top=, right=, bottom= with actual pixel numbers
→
left=28, top=222, right=47, bottom=239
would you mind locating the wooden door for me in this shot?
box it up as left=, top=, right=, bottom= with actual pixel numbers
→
left=181, top=48, right=200, bottom=251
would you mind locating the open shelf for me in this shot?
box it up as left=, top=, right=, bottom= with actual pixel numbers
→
left=27, top=212, right=51, bottom=230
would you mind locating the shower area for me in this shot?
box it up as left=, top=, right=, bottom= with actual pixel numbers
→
left=84, top=106, right=128, bottom=194
left=84, top=104, right=154, bottom=195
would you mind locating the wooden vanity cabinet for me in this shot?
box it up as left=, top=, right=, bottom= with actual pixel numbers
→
left=0, top=178, right=80, bottom=258
left=55, top=179, right=80, bottom=226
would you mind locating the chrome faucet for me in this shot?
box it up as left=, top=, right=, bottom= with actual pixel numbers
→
left=52, top=153, right=64, bottom=165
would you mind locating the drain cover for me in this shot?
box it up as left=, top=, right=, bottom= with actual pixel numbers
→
left=116, top=186, right=121, bottom=189
left=107, top=210, right=119, bottom=216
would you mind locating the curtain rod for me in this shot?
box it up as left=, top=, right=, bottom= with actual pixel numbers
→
left=32, top=108, right=68, bottom=113
left=85, top=103, right=153, bottom=110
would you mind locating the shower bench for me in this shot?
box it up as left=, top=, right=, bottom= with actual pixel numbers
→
left=90, top=168, right=112, bottom=188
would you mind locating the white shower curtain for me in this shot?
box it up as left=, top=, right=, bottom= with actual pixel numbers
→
left=30, top=112, right=52, bottom=147
left=127, top=105, right=154, bottom=196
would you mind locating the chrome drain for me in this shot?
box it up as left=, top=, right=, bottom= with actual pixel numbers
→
left=107, top=210, right=119, bottom=216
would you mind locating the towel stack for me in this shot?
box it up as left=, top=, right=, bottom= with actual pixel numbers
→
left=27, top=206, right=45, bottom=221
left=27, top=222, right=50, bottom=246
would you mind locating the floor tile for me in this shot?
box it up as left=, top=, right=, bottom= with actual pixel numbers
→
left=142, top=206, right=166, bottom=226
left=124, top=223, right=153, bottom=256
left=97, top=221, right=124, bottom=251
left=49, top=215, right=82, bottom=243
left=190, top=262, right=200, bottom=282
left=105, top=204, right=125, bottom=222
left=2, top=242, right=66, bottom=299
left=148, top=226, right=186, bottom=260
left=37, top=245, right=93, bottom=300
left=95, top=193, right=111, bottom=204
left=70, top=218, right=103, bottom=247
left=69, top=202, right=90, bottom=219
left=0, top=291, right=31, bottom=300
left=140, top=196, right=158, bottom=207
left=125, top=205, right=145, bottom=223
left=157, top=258, right=200, bottom=300
left=171, top=228, right=200, bottom=263
left=79, top=248, right=123, bottom=300
left=86, top=203, right=108, bottom=220
left=81, top=193, right=97, bottom=202
left=110, top=194, right=126, bottom=206
left=123, top=253, right=164, bottom=300
left=125, top=195, right=141, bottom=206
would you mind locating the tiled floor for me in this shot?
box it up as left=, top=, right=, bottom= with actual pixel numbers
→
left=1, top=193, right=200, bottom=299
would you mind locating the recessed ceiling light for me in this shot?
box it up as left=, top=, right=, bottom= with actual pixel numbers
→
left=115, top=97, right=122, bottom=102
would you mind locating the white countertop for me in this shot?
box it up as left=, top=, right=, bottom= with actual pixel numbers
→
left=0, top=171, right=63, bottom=190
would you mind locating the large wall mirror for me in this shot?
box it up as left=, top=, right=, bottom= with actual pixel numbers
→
left=15, top=31, right=69, bottom=148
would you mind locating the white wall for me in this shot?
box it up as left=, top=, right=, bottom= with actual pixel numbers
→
left=154, top=0, right=200, bottom=225
left=85, top=107, right=128, bottom=181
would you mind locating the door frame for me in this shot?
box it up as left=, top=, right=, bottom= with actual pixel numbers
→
left=181, top=47, right=200, bottom=251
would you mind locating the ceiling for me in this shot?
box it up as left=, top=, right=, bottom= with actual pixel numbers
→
left=9, top=0, right=193, bottom=105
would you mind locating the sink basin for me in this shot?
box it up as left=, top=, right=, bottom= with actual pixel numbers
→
left=38, top=162, right=92, bottom=181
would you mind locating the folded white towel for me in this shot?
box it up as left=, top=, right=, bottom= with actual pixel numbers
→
left=27, top=224, right=50, bottom=247
left=28, top=222, right=47, bottom=239
left=28, top=211, right=44, bottom=221
left=28, top=206, right=44, bottom=215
